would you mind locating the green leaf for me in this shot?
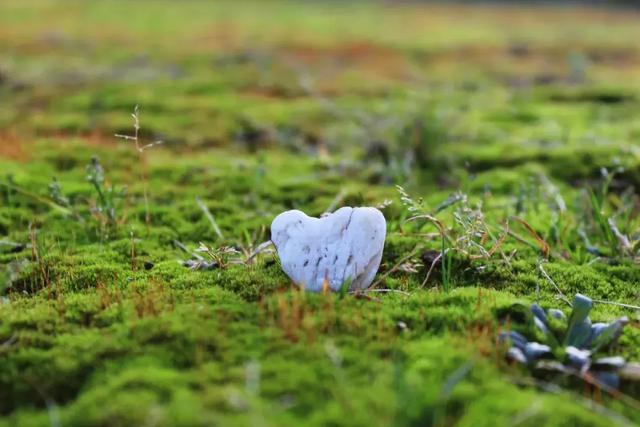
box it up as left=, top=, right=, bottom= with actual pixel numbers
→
left=591, top=317, right=628, bottom=352
left=564, top=293, right=593, bottom=347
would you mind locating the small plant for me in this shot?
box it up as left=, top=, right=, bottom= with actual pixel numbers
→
left=47, top=178, right=69, bottom=208
left=397, top=186, right=512, bottom=290
left=574, top=167, right=640, bottom=261
left=86, top=156, right=127, bottom=236
left=499, top=293, right=636, bottom=391
left=43, top=159, right=128, bottom=240
left=47, top=178, right=87, bottom=225
left=181, top=242, right=242, bottom=270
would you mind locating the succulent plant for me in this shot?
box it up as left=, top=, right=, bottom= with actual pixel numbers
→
left=499, top=293, right=638, bottom=390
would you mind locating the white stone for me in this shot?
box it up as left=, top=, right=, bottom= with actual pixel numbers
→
left=271, top=207, right=386, bottom=292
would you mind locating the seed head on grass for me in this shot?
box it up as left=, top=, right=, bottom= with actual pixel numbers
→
left=115, top=105, right=162, bottom=229
left=115, top=105, right=163, bottom=153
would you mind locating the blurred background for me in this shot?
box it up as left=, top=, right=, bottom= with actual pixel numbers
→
left=2, top=3, right=640, bottom=425
left=1, top=0, right=639, bottom=187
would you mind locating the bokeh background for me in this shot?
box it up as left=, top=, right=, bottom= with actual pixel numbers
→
left=2, top=0, right=640, bottom=171
left=2, top=2, right=640, bottom=426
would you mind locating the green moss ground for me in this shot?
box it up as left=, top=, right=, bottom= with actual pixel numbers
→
left=1, top=1, right=640, bottom=426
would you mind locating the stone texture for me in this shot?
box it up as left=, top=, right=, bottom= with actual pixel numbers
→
left=271, top=207, right=386, bottom=292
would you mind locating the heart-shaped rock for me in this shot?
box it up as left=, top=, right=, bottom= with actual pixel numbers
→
left=271, top=207, right=386, bottom=292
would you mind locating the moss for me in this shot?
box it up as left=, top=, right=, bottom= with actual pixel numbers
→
left=2, top=1, right=640, bottom=425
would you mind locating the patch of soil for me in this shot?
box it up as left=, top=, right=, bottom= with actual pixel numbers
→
left=282, top=42, right=411, bottom=80
left=0, top=132, right=28, bottom=161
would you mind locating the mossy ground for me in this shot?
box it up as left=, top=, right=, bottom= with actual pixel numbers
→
left=1, top=1, right=640, bottom=426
